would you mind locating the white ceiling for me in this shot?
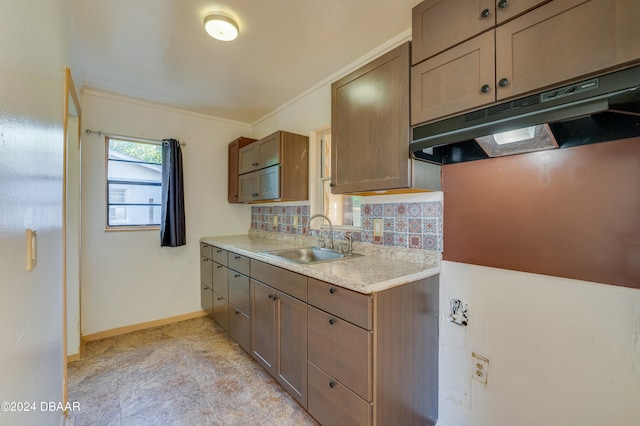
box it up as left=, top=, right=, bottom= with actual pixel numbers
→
left=66, top=0, right=421, bottom=124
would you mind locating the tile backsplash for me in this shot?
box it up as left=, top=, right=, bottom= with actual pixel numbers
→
left=251, top=200, right=443, bottom=252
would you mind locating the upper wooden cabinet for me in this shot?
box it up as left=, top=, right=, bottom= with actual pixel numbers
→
left=239, top=132, right=280, bottom=174
left=228, top=137, right=256, bottom=203
left=412, top=0, right=495, bottom=65
left=412, top=0, right=547, bottom=65
left=331, top=42, right=441, bottom=194
left=411, top=0, right=640, bottom=125
left=235, top=131, right=309, bottom=203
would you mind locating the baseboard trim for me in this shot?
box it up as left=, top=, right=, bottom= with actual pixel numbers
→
left=67, top=353, right=81, bottom=363
left=82, top=310, right=208, bottom=342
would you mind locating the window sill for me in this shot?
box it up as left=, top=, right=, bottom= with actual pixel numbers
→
left=105, top=226, right=160, bottom=232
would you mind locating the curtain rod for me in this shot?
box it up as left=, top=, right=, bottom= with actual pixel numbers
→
left=84, top=129, right=187, bottom=146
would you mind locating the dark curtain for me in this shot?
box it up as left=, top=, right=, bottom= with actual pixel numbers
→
left=160, top=138, right=186, bottom=247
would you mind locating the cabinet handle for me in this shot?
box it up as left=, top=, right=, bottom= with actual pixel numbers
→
left=252, top=162, right=259, bottom=166
left=268, top=294, right=274, bottom=299
left=272, top=295, right=279, bottom=301
left=329, top=182, right=335, bottom=187
left=217, top=265, right=224, bottom=269
left=329, top=381, right=336, bottom=388
left=252, top=193, right=259, bottom=197
left=481, top=84, right=491, bottom=93
left=216, top=249, right=223, bottom=253
left=329, top=318, right=336, bottom=325
left=234, top=255, right=241, bottom=259
left=498, top=78, right=509, bottom=87
left=217, top=297, right=223, bottom=301
left=329, top=287, right=336, bottom=294
left=235, top=310, right=240, bottom=315
left=498, top=0, right=508, bottom=9
left=480, top=8, right=490, bottom=18
left=234, top=274, right=241, bottom=278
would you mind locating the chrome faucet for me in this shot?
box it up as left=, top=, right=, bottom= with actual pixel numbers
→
left=308, top=214, right=334, bottom=250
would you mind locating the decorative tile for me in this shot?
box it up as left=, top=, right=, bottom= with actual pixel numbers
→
left=383, top=203, right=395, bottom=217
left=422, top=218, right=438, bottom=234
left=361, top=230, right=372, bottom=243
left=394, top=218, right=407, bottom=233
left=383, top=218, right=394, bottom=232
left=394, top=233, right=408, bottom=248
left=383, top=232, right=394, bottom=246
left=395, top=203, right=407, bottom=217
left=423, top=234, right=438, bottom=251
left=408, top=234, right=423, bottom=249
left=362, top=218, right=372, bottom=231
left=372, top=204, right=383, bottom=217
left=408, top=218, right=421, bottom=233
left=373, top=235, right=382, bottom=244
left=362, top=204, right=371, bottom=215
left=408, top=202, right=422, bottom=217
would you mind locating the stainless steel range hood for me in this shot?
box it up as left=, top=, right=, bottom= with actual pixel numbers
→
left=411, top=65, right=640, bottom=164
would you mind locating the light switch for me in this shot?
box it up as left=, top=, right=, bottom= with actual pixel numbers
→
left=373, top=218, right=383, bottom=237
left=293, top=215, right=298, bottom=228
left=26, top=228, right=37, bottom=271
left=273, top=215, right=278, bottom=227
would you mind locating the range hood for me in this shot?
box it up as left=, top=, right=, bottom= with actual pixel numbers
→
left=411, top=65, right=640, bottom=164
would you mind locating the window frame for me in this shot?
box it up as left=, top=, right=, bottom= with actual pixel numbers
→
left=104, top=136, right=163, bottom=231
left=317, top=128, right=361, bottom=232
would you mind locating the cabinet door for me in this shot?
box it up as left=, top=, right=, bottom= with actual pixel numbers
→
left=213, top=291, right=229, bottom=332
left=256, top=131, right=281, bottom=169
left=238, top=172, right=256, bottom=202
left=495, top=0, right=548, bottom=24
left=331, top=42, right=411, bottom=194
left=238, top=143, right=258, bottom=175
left=411, top=30, right=495, bottom=125
left=255, top=166, right=280, bottom=201
left=228, top=139, right=240, bottom=203
left=276, top=290, right=308, bottom=409
left=412, top=0, right=495, bottom=64
left=229, top=137, right=256, bottom=203
left=212, top=262, right=228, bottom=298
left=251, top=279, right=277, bottom=375
left=496, top=0, right=640, bottom=101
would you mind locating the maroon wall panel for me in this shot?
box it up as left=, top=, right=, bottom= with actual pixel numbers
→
left=441, top=138, right=640, bottom=289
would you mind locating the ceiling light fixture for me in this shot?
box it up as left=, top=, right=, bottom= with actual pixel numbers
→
left=204, top=14, right=239, bottom=41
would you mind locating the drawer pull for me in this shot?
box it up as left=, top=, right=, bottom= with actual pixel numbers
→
left=480, top=8, right=490, bottom=18
left=234, top=274, right=241, bottom=278
left=268, top=294, right=274, bottom=299
left=329, top=287, right=336, bottom=294
left=235, top=310, right=240, bottom=315
left=235, top=255, right=241, bottom=259
left=329, top=318, right=336, bottom=325
left=498, top=78, right=509, bottom=87
left=216, top=249, right=223, bottom=253
left=217, top=297, right=223, bottom=301
left=498, top=0, right=508, bottom=9
left=481, top=84, right=491, bottom=93
left=272, top=295, right=279, bottom=301
left=329, top=381, right=336, bottom=388
left=217, top=265, right=224, bottom=269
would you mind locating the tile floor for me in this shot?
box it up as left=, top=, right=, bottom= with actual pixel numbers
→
left=67, top=316, right=318, bottom=425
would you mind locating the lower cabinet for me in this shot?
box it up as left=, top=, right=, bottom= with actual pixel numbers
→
left=200, top=244, right=439, bottom=425
left=250, top=278, right=308, bottom=409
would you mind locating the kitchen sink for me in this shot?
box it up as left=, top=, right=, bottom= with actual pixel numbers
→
left=260, top=246, right=360, bottom=264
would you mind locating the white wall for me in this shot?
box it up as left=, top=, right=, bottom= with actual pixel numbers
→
left=248, top=30, right=640, bottom=426
left=80, top=91, right=252, bottom=335
left=439, top=261, right=640, bottom=426
left=0, top=0, right=71, bottom=424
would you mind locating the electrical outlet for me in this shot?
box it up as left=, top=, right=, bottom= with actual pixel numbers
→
left=273, top=215, right=278, bottom=227
left=293, top=215, right=298, bottom=228
left=373, top=218, right=383, bottom=237
left=472, top=353, right=489, bottom=385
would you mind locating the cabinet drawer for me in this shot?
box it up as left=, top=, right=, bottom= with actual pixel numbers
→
left=200, top=256, right=213, bottom=288
left=212, top=262, right=228, bottom=298
left=228, top=271, right=250, bottom=315
left=308, top=362, right=371, bottom=426
left=200, top=242, right=213, bottom=259
left=228, top=252, right=250, bottom=276
left=213, top=292, right=229, bottom=332
left=228, top=308, right=250, bottom=353
left=308, top=306, right=372, bottom=401
left=211, top=247, right=228, bottom=266
left=200, top=282, right=213, bottom=318
left=250, top=259, right=307, bottom=301
left=308, top=279, right=372, bottom=330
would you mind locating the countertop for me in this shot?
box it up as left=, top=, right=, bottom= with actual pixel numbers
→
left=200, top=232, right=440, bottom=294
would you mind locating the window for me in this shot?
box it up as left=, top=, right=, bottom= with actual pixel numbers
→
left=106, top=137, right=162, bottom=228
left=319, top=130, right=361, bottom=228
